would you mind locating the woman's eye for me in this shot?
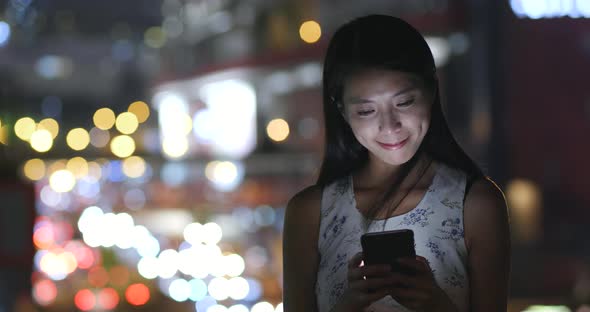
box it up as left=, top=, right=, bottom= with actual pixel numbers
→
left=357, top=110, right=374, bottom=116
left=397, top=99, right=414, bottom=107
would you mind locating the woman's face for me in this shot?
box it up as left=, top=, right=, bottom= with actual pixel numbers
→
left=341, top=69, right=433, bottom=167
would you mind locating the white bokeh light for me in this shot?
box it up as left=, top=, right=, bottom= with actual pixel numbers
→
left=158, top=249, right=180, bottom=278
left=208, top=277, right=229, bottom=301
left=137, top=256, right=159, bottom=279
left=251, top=302, right=275, bottom=312
left=202, top=222, right=223, bottom=245
left=169, top=278, right=192, bottom=302
left=227, top=277, right=249, bottom=300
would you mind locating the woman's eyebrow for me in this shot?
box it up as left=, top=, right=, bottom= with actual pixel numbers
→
left=343, top=86, right=417, bottom=104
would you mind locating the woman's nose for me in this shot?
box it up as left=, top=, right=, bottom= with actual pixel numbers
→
left=378, top=110, right=402, bottom=133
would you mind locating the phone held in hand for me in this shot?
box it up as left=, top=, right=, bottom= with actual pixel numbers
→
left=360, top=229, right=416, bottom=275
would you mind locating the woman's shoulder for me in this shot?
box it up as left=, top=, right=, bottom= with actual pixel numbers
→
left=462, top=176, right=510, bottom=250
left=285, top=184, right=323, bottom=223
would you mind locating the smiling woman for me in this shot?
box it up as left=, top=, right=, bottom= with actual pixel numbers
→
left=282, top=15, right=510, bottom=312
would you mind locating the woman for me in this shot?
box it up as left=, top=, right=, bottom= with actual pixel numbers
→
left=282, top=15, right=510, bottom=312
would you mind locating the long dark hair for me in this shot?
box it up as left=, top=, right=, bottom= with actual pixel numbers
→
left=316, top=15, right=483, bottom=221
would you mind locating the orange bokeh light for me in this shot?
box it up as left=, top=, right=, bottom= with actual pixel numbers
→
left=88, top=267, right=109, bottom=288
left=74, top=289, right=95, bottom=311
left=33, top=226, right=54, bottom=249
left=98, top=288, right=119, bottom=310
left=109, top=266, right=130, bottom=287
left=125, top=283, right=150, bottom=306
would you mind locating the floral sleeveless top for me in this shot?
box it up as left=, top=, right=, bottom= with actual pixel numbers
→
left=315, top=162, right=470, bottom=312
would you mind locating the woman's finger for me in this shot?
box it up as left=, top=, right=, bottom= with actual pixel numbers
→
left=348, top=252, right=364, bottom=269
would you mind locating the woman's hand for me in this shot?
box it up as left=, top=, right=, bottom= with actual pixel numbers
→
left=386, top=256, right=458, bottom=312
left=331, top=252, right=396, bottom=312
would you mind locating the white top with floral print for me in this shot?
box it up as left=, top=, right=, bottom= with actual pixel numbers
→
left=315, top=162, right=469, bottom=312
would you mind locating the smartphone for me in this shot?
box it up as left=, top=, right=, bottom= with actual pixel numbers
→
left=360, top=229, right=416, bottom=275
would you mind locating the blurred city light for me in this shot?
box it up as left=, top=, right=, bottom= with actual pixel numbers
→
left=97, top=288, right=119, bottom=310
left=66, top=128, right=90, bottom=151
left=37, top=118, right=59, bottom=139
left=205, top=160, right=244, bottom=192
left=49, top=170, right=76, bottom=193
left=122, top=156, right=146, bottom=178
left=251, top=302, right=275, bottom=312
left=144, top=26, right=167, bottom=48
left=188, top=278, right=208, bottom=301
left=39, top=250, right=78, bottom=280
left=299, top=20, right=321, bottom=43
left=227, top=277, right=249, bottom=300
left=208, top=277, right=229, bottom=300
left=506, top=179, right=542, bottom=243
left=88, top=267, right=109, bottom=288
left=110, top=135, right=136, bottom=158
left=0, top=21, right=11, bottom=47
left=510, top=0, right=590, bottom=18
left=74, top=289, right=95, bottom=311
left=196, top=79, right=257, bottom=158
left=115, top=112, right=139, bottom=134
left=425, top=36, right=451, bottom=67
left=93, top=108, right=116, bottom=130
left=14, top=117, right=36, bottom=141
left=23, top=158, right=46, bottom=181
left=67, top=157, right=89, bottom=178
left=522, top=306, right=571, bottom=312
left=128, top=101, right=151, bottom=123
left=32, top=279, right=57, bottom=306
left=228, top=304, right=249, bottom=312
left=169, top=279, right=191, bottom=302
left=89, top=127, right=110, bottom=147
left=30, top=129, right=53, bottom=152
left=126, top=283, right=150, bottom=306
left=162, top=136, right=189, bottom=159
left=35, top=55, right=73, bottom=80
left=266, top=118, right=290, bottom=142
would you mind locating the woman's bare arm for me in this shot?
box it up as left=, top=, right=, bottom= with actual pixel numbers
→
left=464, top=178, right=511, bottom=311
left=282, top=185, right=322, bottom=312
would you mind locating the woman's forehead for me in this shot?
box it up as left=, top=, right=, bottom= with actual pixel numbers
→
left=342, top=69, right=422, bottom=99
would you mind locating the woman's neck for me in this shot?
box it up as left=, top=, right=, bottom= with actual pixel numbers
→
left=355, top=152, right=431, bottom=190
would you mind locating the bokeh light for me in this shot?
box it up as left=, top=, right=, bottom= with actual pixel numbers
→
left=66, top=128, right=90, bottom=151
left=37, top=118, right=59, bottom=138
left=49, top=170, right=76, bottom=193
left=115, top=112, right=139, bottom=134
left=122, top=156, right=146, bottom=178
left=266, top=118, right=290, bottom=142
left=23, top=158, right=46, bottom=181
left=97, top=288, right=119, bottom=310
left=208, top=277, right=229, bottom=301
left=14, top=117, right=36, bottom=141
left=169, top=279, right=191, bottom=302
left=89, top=127, right=110, bottom=148
left=32, top=279, right=57, bottom=306
left=128, top=101, right=150, bottom=123
left=126, top=283, right=150, bottom=306
left=67, top=157, right=89, bottom=178
left=110, top=135, right=135, bottom=158
left=227, top=277, right=249, bottom=300
left=251, top=302, right=275, bottom=312
left=88, top=266, right=109, bottom=288
left=74, top=289, right=96, bottom=311
left=144, top=26, right=166, bottom=48
left=30, top=129, right=53, bottom=152
left=162, top=136, right=189, bottom=159
left=93, top=108, right=116, bottom=130
left=299, top=20, right=321, bottom=43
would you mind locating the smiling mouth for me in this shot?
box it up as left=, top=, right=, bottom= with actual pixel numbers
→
left=377, top=138, right=408, bottom=150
